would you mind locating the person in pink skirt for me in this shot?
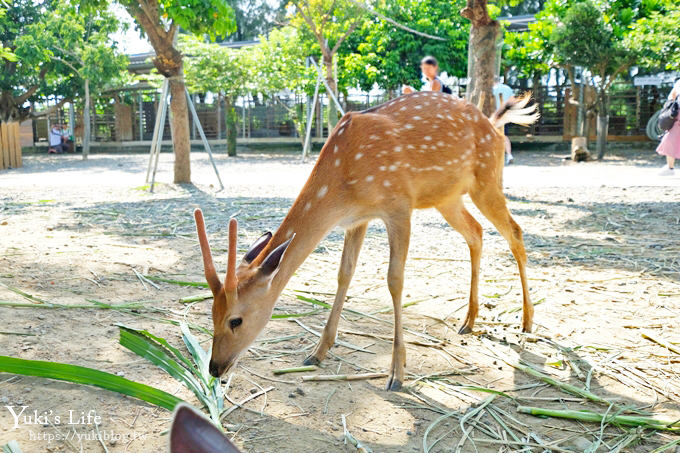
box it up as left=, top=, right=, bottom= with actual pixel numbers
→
left=658, top=78, right=680, bottom=176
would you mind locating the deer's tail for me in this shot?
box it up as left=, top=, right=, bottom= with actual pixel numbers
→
left=490, top=92, right=539, bottom=129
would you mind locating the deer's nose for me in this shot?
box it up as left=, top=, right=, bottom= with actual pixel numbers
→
left=209, top=360, right=220, bottom=377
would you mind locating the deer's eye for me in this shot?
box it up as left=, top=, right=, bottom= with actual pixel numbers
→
left=229, top=318, right=242, bottom=330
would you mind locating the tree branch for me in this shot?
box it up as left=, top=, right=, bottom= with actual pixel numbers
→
left=14, top=65, right=49, bottom=105
left=349, top=0, right=446, bottom=41
left=604, top=63, right=629, bottom=92
left=31, top=97, right=71, bottom=118
left=331, top=19, right=361, bottom=55
left=50, top=55, right=82, bottom=75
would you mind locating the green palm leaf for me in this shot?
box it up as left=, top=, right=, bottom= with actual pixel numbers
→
left=0, top=356, right=182, bottom=411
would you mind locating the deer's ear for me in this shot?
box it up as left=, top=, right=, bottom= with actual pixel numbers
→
left=243, top=232, right=272, bottom=263
left=260, top=236, right=294, bottom=276
left=169, top=404, right=241, bottom=453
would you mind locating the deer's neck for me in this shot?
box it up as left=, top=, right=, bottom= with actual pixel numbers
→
left=255, top=170, right=344, bottom=299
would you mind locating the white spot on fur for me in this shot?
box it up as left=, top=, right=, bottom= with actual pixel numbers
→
left=317, top=186, right=328, bottom=198
left=379, top=165, right=386, bottom=171
left=355, top=153, right=363, bottom=160
left=394, top=145, right=402, bottom=153
left=365, top=175, right=374, bottom=182
left=334, top=145, right=339, bottom=153
left=369, top=134, right=380, bottom=140
left=347, top=180, right=357, bottom=185
left=335, top=158, right=341, bottom=167
left=304, top=202, right=312, bottom=212
left=424, top=136, right=432, bottom=141
left=413, top=116, right=422, bottom=120
left=437, top=141, right=445, bottom=147
left=383, top=180, right=391, bottom=187
left=404, top=124, right=414, bottom=129
left=388, top=165, right=397, bottom=171
left=414, top=105, right=422, bottom=110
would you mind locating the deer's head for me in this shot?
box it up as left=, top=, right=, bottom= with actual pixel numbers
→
left=193, top=209, right=292, bottom=377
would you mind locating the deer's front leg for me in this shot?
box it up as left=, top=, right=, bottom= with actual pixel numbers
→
left=304, top=223, right=368, bottom=366
left=384, top=212, right=411, bottom=391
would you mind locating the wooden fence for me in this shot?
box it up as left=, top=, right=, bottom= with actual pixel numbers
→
left=0, top=122, right=22, bottom=169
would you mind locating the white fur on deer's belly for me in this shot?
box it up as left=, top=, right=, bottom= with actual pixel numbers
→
left=318, top=91, right=501, bottom=210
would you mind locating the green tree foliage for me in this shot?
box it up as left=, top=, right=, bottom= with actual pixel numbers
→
left=0, top=5, right=15, bottom=62
left=182, top=36, right=252, bottom=156
left=550, top=1, right=637, bottom=159
left=288, top=0, right=365, bottom=128
left=0, top=0, right=126, bottom=123
left=505, top=0, right=670, bottom=159
left=626, top=1, right=680, bottom=71
left=92, top=0, right=237, bottom=182
left=224, top=0, right=285, bottom=42
left=255, top=26, right=315, bottom=145
left=342, top=0, right=469, bottom=92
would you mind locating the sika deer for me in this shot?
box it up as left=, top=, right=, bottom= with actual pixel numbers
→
left=194, top=92, right=538, bottom=391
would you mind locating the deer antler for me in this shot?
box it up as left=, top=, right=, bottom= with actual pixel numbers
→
left=225, top=218, right=238, bottom=292
left=193, top=209, right=222, bottom=295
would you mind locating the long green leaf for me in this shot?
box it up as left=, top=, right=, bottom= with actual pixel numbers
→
left=118, top=327, right=209, bottom=407
left=143, top=276, right=209, bottom=287
left=0, top=356, right=182, bottom=411
left=180, top=322, right=224, bottom=423
left=180, top=322, right=210, bottom=379
left=118, top=324, right=194, bottom=371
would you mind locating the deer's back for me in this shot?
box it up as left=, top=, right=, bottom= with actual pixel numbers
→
left=309, top=92, right=503, bottom=217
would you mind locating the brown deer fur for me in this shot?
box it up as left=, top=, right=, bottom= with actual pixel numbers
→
left=194, top=91, right=538, bottom=391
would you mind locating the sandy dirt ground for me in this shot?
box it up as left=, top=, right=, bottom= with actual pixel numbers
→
left=0, top=148, right=679, bottom=453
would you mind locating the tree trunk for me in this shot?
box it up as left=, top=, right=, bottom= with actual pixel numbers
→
left=462, top=0, right=500, bottom=117
left=322, top=52, right=338, bottom=131
left=82, top=79, right=91, bottom=160
left=225, top=96, right=237, bottom=157
left=595, top=91, right=609, bottom=160
left=124, top=11, right=190, bottom=184
left=216, top=94, right=222, bottom=140
left=168, top=73, right=191, bottom=183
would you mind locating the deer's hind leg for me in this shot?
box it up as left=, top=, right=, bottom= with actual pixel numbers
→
left=383, top=209, right=411, bottom=391
left=303, top=222, right=368, bottom=366
left=469, top=184, right=533, bottom=332
left=436, top=199, right=483, bottom=334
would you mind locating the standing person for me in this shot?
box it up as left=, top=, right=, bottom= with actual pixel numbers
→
left=403, top=56, right=453, bottom=95
left=48, top=124, right=66, bottom=154
left=657, top=78, right=680, bottom=176
left=493, top=77, right=515, bottom=164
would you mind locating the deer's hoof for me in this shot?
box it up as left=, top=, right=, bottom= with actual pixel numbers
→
left=458, top=325, right=473, bottom=335
left=385, top=377, right=403, bottom=392
left=303, top=355, right=321, bottom=366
